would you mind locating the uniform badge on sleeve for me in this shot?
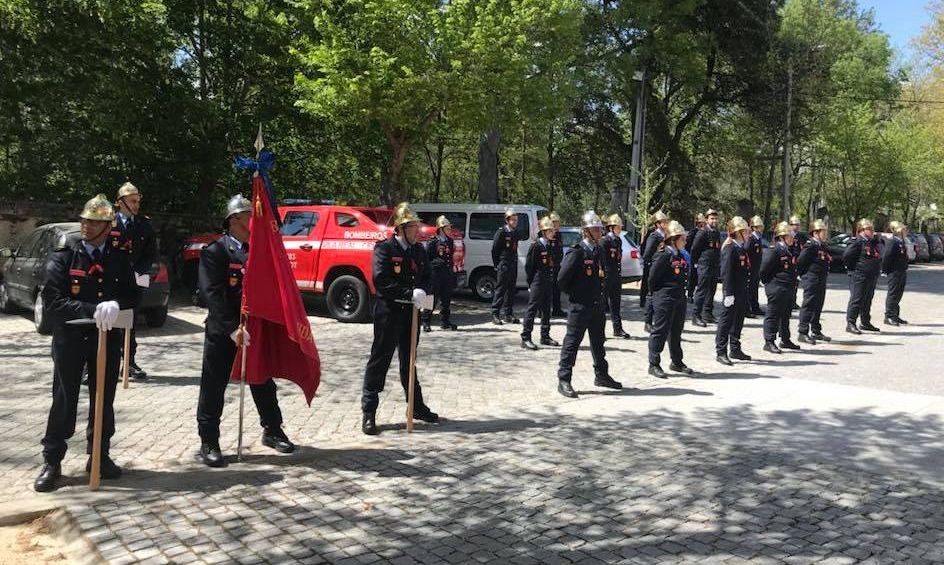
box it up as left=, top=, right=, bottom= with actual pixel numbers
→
left=393, top=258, right=402, bottom=274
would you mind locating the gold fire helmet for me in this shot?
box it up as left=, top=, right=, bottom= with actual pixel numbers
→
left=504, top=208, right=516, bottom=219
left=665, top=220, right=686, bottom=240
left=225, top=194, right=252, bottom=219
left=79, top=194, right=116, bottom=222
left=549, top=211, right=561, bottom=223
left=651, top=210, right=669, bottom=225
left=774, top=221, right=791, bottom=238
left=750, top=215, right=764, bottom=229
left=727, top=216, right=750, bottom=235
left=116, top=182, right=139, bottom=201
left=393, top=202, right=420, bottom=227
left=888, top=220, right=906, bottom=235
left=809, top=219, right=828, bottom=233
left=789, top=214, right=802, bottom=226
left=606, top=213, right=623, bottom=227
left=539, top=216, right=555, bottom=232
left=435, top=215, right=451, bottom=229
left=855, top=218, right=874, bottom=232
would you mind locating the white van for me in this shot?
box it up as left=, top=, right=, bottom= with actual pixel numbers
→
left=411, top=203, right=549, bottom=300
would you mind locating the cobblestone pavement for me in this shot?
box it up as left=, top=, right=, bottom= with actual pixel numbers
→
left=0, top=265, right=942, bottom=563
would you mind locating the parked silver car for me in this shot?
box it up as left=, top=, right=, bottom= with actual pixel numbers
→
left=557, top=227, right=643, bottom=282
left=925, top=233, right=944, bottom=261
left=913, top=233, right=931, bottom=262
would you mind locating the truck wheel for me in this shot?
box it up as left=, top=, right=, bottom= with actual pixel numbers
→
left=145, top=306, right=168, bottom=328
left=471, top=270, right=497, bottom=302
left=34, top=292, right=51, bottom=335
left=327, top=275, right=369, bottom=323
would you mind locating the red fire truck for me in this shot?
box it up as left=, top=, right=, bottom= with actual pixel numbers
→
left=178, top=203, right=464, bottom=322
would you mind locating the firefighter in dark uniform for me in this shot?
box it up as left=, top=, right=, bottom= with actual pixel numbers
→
left=521, top=216, right=559, bottom=350
left=111, top=182, right=157, bottom=381
left=555, top=211, right=623, bottom=399
left=641, top=211, right=669, bottom=332
left=647, top=221, right=694, bottom=378
left=602, top=213, right=631, bottom=339
left=691, top=209, right=722, bottom=326
left=362, top=203, right=439, bottom=435
left=421, top=215, right=457, bottom=332
left=685, top=213, right=705, bottom=303
left=788, top=215, right=807, bottom=310
left=797, top=219, right=832, bottom=344
left=883, top=221, right=910, bottom=326
left=761, top=222, right=801, bottom=353
left=715, top=217, right=754, bottom=366
left=746, top=216, right=766, bottom=317
left=844, top=219, right=882, bottom=334
left=34, top=194, right=140, bottom=492
left=196, top=195, right=294, bottom=467
left=549, top=212, right=567, bottom=317
left=491, top=209, right=520, bottom=325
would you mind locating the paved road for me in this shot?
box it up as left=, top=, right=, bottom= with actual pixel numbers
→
left=0, top=264, right=942, bottom=563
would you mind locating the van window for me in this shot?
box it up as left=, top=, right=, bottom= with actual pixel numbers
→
left=469, top=212, right=529, bottom=240
left=280, top=211, right=320, bottom=237
left=336, top=213, right=359, bottom=228
left=559, top=230, right=581, bottom=248
left=417, top=211, right=467, bottom=234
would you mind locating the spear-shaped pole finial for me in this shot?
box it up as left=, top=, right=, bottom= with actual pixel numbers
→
left=254, top=124, right=265, bottom=158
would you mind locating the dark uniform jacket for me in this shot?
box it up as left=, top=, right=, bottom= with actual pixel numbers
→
left=648, top=247, right=689, bottom=294
left=372, top=236, right=431, bottom=302
left=548, top=236, right=563, bottom=269
left=525, top=238, right=554, bottom=285
left=602, top=232, right=622, bottom=278
left=881, top=237, right=909, bottom=274
left=747, top=232, right=766, bottom=272
left=426, top=234, right=454, bottom=274
left=720, top=241, right=752, bottom=298
left=691, top=226, right=722, bottom=274
left=797, top=238, right=830, bottom=281
left=642, top=230, right=664, bottom=268
left=112, top=212, right=158, bottom=275
left=199, top=235, right=247, bottom=337
left=684, top=227, right=699, bottom=253
left=42, top=241, right=140, bottom=330
left=843, top=235, right=882, bottom=277
left=491, top=226, right=519, bottom=267
left=558, top=241, right=605, bottom=306
left=761, top=242, right=798, bottom=286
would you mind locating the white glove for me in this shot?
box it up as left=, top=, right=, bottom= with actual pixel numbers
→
left=94, top=301, right=120, bottom=331
left=723, top=295, right=735, bottom=308
left=412, top=288, right=427, bottom=308
left=230, top=327, right=251, bottom=348
left=134, top=272, right=150, bottom=288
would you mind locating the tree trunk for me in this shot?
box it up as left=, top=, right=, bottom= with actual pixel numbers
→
left=423, top=139, right=445, bottom=202
left=547, top=129, right=556, bottom=211
left=477, top=128, right=501, bottom=203
left=381, top=126, right=411, bottom=205
left=763, top=156, right=777, bottom=230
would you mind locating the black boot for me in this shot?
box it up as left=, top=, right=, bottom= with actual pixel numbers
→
left=846, top=322, right=862, bottom=335
left=503, top=315, right=520, bottom=324
left=540, top=337, right=560, bottom=346
left=86, top=455, right=122, bottom=479
left=692, top=316, right=707, bottom=328
left=200, top=442, right=226, bottom=467
left=860, top=321, right=881, bottom=332
left=362, top=412, right=379, bottom=435
left=798, top=333, right=816, bottom=345
left=896, top=317, right=908, bottom=325
left=716, top=354, right=733, bottom=366
left=613, top=328, right=631, bottom=339
left=262, top=428, right=296, bottom=453
left=492, top=315, right=503, bottom=325
left=730, top=349, right=752, bottom=361
left=884, top=317, right=899, bottom=327
left=413, top=406, right=440, bottom=423
left=811, top=331, right=832, bottom=342
left=422, top=322, right=433, bottom=332
left=441, top=321, right=458, bottom=330
left=648, top=364, right=667, bottom=379
left=763, top=341, right=782, bottom=354
left=521, top=339, right=539, bottom=350
left=34, top=462, right=61, bottom=492
left=129, top=362, right=148, bottom=382
left=745, top=312, right=756, bottom=319
left=594, top=375, right=623, bottom=389
left=779, top=339, right=801, bottom=350
left=704, top=313, right=717, bottom=324
left=558, top=380, right=578, bottom=398
left=644, top=323, right=653, bottom=333
left=669, top=362, right=694, bottom=375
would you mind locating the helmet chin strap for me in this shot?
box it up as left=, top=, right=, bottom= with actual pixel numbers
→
left=87, top=221, right=111, bottom=245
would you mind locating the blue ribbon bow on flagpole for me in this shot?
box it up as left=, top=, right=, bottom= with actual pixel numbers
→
left=235, top=148, right=282, bottom=227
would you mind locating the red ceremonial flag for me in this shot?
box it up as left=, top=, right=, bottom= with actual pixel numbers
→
left=229, top=171, right=321, bottom=404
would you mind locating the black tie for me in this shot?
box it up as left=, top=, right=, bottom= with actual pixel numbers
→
left=92, top=248, right=102, bottom=264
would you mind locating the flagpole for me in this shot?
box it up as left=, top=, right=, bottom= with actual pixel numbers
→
left=237, top=316, right=247, bottom=461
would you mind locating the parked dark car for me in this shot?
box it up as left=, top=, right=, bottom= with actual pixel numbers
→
left=925, top=233, right=944, bottom=261
left=825, top=233, right=852, bottom=272
left=0, top=222, right=170, bottom=333
left=913, top=233, right=931, bottom=262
